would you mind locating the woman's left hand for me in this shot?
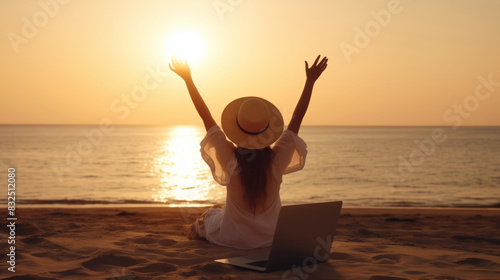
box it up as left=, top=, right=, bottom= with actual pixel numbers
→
left=305, top=55, right=328, bottom=83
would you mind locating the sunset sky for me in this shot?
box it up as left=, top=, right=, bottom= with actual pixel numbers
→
left=1, top=0, right=499, bottom=126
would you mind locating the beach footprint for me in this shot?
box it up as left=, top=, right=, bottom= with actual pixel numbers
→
left=131, top=262, right=178, bottom=276
left=372, top=254, right=401, bottom=265
left=121, top=236, right=157, bottom=244
left=159, top=238, right=178, bottom=246
left=81, top=253, right=146, bottom=272
left=454, top=257, right=500, bottom=267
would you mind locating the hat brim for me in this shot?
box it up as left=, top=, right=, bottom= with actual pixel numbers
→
left=221, top=97, right=284, bottom=149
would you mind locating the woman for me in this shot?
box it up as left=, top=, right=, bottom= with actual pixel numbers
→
left=169, top=55, right=328, bottom=250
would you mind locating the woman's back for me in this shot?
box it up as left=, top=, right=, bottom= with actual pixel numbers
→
left=198, top=126, right=307, bottom=249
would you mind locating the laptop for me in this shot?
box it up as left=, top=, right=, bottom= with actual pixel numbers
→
left=215, top=201, right=343, bottom=272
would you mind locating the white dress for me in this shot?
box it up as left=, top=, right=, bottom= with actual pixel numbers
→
left=196, top=125, right=307, bottom=250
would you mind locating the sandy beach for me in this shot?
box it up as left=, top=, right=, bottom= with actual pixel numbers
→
left=1, top=206, right=499, bottom=280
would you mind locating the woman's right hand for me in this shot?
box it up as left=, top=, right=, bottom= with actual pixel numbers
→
left=169, top=56, right=192, bottom=81
left=305, top=55, right=328, bottom=83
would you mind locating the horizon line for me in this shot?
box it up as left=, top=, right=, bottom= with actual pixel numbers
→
left=1, top=124, right=499, bottom=128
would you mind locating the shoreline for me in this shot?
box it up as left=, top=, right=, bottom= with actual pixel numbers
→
left=16, top=203, right=500, bottom=212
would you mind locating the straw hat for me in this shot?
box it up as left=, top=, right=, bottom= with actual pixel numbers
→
left=221, top=97, right=284, bottom=149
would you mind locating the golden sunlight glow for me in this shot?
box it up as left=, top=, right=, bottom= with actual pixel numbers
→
left=150, top=126, right=224, bottom=205
left=165, top=30, right=205, bottom=64
left=2, top=2, right=500, bottom=126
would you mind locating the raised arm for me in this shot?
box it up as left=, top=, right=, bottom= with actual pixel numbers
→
left=169, top=57, right=216, bottom=131
left=287, top=55, right=328, bottom=134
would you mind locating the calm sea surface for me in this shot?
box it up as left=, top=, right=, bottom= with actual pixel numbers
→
left=1, top=125, right=499, bottom=208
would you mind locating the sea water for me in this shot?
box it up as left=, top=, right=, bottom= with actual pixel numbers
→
left=0, top=125, right=499, bottom=207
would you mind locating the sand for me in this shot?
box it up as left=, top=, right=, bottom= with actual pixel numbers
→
left=1, top=206, right=499, bottom=280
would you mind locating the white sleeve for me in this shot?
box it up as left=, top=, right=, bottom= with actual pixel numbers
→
left=272, top=130, right=308, bottom=175
left=200, top=126, right=237, bottom=185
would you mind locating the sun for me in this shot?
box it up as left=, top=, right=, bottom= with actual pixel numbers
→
left=166, top=30, right=205, bottom=64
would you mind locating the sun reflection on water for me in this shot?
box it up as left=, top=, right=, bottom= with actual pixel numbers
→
left=150, top=126, right=223, bottom=206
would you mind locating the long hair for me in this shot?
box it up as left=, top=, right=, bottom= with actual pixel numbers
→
left=234, top=146, right=274, bottom=214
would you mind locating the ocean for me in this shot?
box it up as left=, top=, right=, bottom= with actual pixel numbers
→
left=1, top=125, right=499, bottom=208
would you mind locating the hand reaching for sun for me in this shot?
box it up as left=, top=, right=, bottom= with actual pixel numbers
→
left=169, top=56, right=192, bottom=81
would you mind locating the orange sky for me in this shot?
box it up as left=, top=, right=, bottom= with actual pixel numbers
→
left=1, top=0, right=499, bottom=126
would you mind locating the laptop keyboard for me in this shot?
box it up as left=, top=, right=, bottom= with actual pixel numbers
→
left=247, top=260, right=268, bottom=268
